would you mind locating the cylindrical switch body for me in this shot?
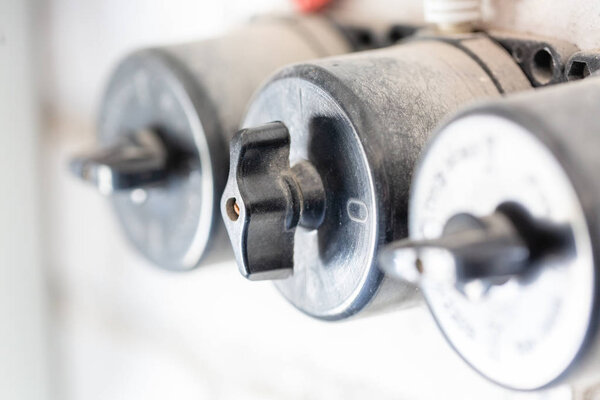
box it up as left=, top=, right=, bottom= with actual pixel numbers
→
left=395, top=78, right=600, bottom=390
left=221, top=35, right=531, bottom=319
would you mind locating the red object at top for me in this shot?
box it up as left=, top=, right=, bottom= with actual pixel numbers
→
left=293, top=0, right=334, bottom=13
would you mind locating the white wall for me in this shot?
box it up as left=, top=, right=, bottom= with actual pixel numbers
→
left=37, top=1, right=600, bottom=399
left=0, top=0, right=49, bottom=399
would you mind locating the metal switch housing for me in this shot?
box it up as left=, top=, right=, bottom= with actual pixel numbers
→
left=222, top=34, right=531, bottom=320
left=381, top=77, right=600, bottom=390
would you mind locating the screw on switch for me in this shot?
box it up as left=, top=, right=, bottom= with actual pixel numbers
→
left=221, top=122, right=326, bottom=281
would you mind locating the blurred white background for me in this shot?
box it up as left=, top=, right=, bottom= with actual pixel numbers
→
left=3, top=0, right=600, bottom=399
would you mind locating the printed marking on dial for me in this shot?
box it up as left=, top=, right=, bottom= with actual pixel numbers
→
left=347, top=199, right=368, bottom=223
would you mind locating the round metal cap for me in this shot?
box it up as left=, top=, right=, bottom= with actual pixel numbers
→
left=240, top=75, right=380, bottom=320
left=410, top=113, right=595, bottom=390
left=98, top=49, right=220, bottom=270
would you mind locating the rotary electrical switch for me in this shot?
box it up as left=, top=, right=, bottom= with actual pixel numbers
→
left=380, top=77, right=600, bottom=390
left=221, top=34, right=531, bottom=320
left=69, top=15, right=353, bottom=270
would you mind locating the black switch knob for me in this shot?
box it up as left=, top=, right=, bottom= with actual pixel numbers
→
left=221, top=122, right=325, bottom=280
left=70, top=129, right=169, bottom=194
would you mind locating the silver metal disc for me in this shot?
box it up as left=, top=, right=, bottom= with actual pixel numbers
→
left=243, top=76, right=379, bottom=320
left=411, top=114, right=595, bottom=389
left=98, top=50, right=216, bottom=270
